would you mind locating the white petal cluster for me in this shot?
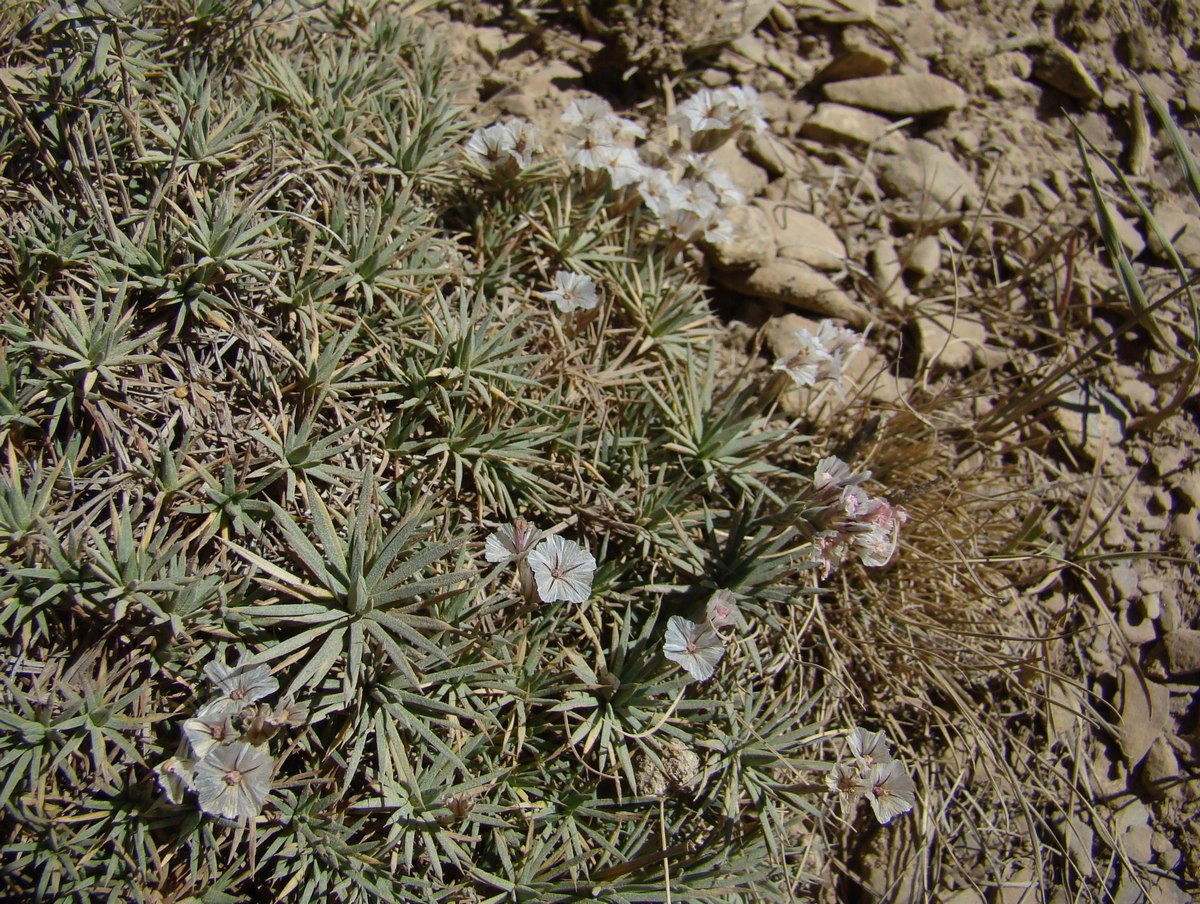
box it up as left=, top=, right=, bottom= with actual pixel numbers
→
left=771, top=320, right=865, bottom=392
left=561, top=97, right=646, bottom=187
left=488, top=520, right=597, bottom=606
left=543, top=270, right=600, bottom=314
left=464, top=119, right=542, bottom=178
left=154, top=652, right=300, bottom=822
left=555, top=90, right=760, bottom=247
left=808, top=455, right=907, bottom=578
left=826, top=727, right=916, bottom=825
left=670, top=85, right=767, bottom=153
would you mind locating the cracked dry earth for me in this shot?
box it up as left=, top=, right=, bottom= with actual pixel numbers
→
left=433, top=0, right=1200, bottom=900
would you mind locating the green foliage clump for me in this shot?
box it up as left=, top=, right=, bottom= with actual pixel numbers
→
left=0, top=3, right=881, bottom=900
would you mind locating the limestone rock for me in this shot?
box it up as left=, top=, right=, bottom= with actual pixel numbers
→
left=791, top=0, right=875, bottom=23
left=743, top=130, right=805, bottom=178
left=717, top=259, right=870, bottom=326
left=1141, top=737, right=1182, bottom=800
left=1048, top=383, right=1128, bottom=463
left=712, top=140, right=770, bottom=199
left=994, top=867, right=1038, bottom=904
left=1091, top=209, right=1145, bottom=258
left=800, top=103, right=901, bottom=151
left=816, top=46, right=893, bottom=83
left=1147, top=205, right=1200, bottom=268
left=878, top=140, right=980, bottom=215
left=756, top=201, right=846, bottom=271
left=913, top=304, right=987, bottom=370
left=1032, top=43, right=1101, bottom=102
left=905, top=234, right=941, bottom=278
left=1115, top=799, right=1153, bottom=864
left=704, top=205, right=776, bottom=270
left=871, top=238, right=909, bottom=309
left=1163, top=628, right=1200, bottom=676
left=1056, top=816, right=1096, bottom=877
left=1115, top=664, right=1170, bottom=766
left=822, top=74, right=967, bottom=116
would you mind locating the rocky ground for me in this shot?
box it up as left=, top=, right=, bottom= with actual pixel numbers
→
left=431, top=0, right=1200, bottom=899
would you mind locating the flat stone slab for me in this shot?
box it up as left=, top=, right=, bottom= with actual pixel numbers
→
left=822, top=74, right=967, bottom=116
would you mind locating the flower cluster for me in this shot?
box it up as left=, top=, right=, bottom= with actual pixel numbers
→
left=487, top=520, right=597, bottom=605
left=826, top=727, right=916, bottom=825
left=554, top=90, right=758, bottom=245
left=669, top=86, right=767, bottom=153
left=561, top=97, right=646, bottom=189
left=772, top=320, right=865, bottom=393
left=464, top=118, right=542, bottom=178
left=807, top=455, right=907, bottom=578
left=155, top=655, right=303, bottom=821
left=662, top=589, right=741, bottom=683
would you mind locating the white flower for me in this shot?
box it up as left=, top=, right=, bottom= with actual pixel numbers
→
left=184, top=699, right=240, bottom=759
left=485, top=518, right=544, bottom=564
left=705, top=590, right=739, bottom=629
left=155, top=756, right=195, bottom=805
left=465, top=120, right=540, bottom=175
left=562, top=97, right=645, bottom=143
left=527, top=535, right=597, bottom=604
left=194, top=741, right=274, bottom=821
left=725, top=85, right=768, bottom=135
left=562, top=96, right=615, bottom=131
left=847, top=727, right=893, bottom=768
left=671, top=89, right=734, bottom=144
left=595, top=143, right=645, bottom=189
left=865, top=761, right=916, bottom=825
left=637, top=168, right=680, bottom=218
left=662, top=616, right=725, bottom=682
left=812, top=456, right=864, bottom=494
left=544, top=271, right=599, bottom=313
left=465, top=122, right=515, bottom=170
left=505, top=119, right=541, bottom=170
left=826, top=760, right=870, bottom=804
left=772, top=320, right=864, bottom=391
left=203, top=657, right=278, bottom=704
left=563, top=128, right=611, bottom=172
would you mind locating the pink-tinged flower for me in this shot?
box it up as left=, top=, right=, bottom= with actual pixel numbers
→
left=865, top=760, right=916, bottom=825
left=194, top=741, right=274, bottom=821
left=485, top=518, right=544, bottom=564
left=847, top=727, right=893, bottom=768
left=544, top=271, right=599, bottom=313
left=527, top=535, right=597, bottom=604
left=663, top=616, right=725, bottom=682
left=812, top=456, right=865, bottom=494
left=706, top=590, right=739, bottom=629
left=486, top=518, right=545, bottom=603
left=852, top=504, right=907, bottom=568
